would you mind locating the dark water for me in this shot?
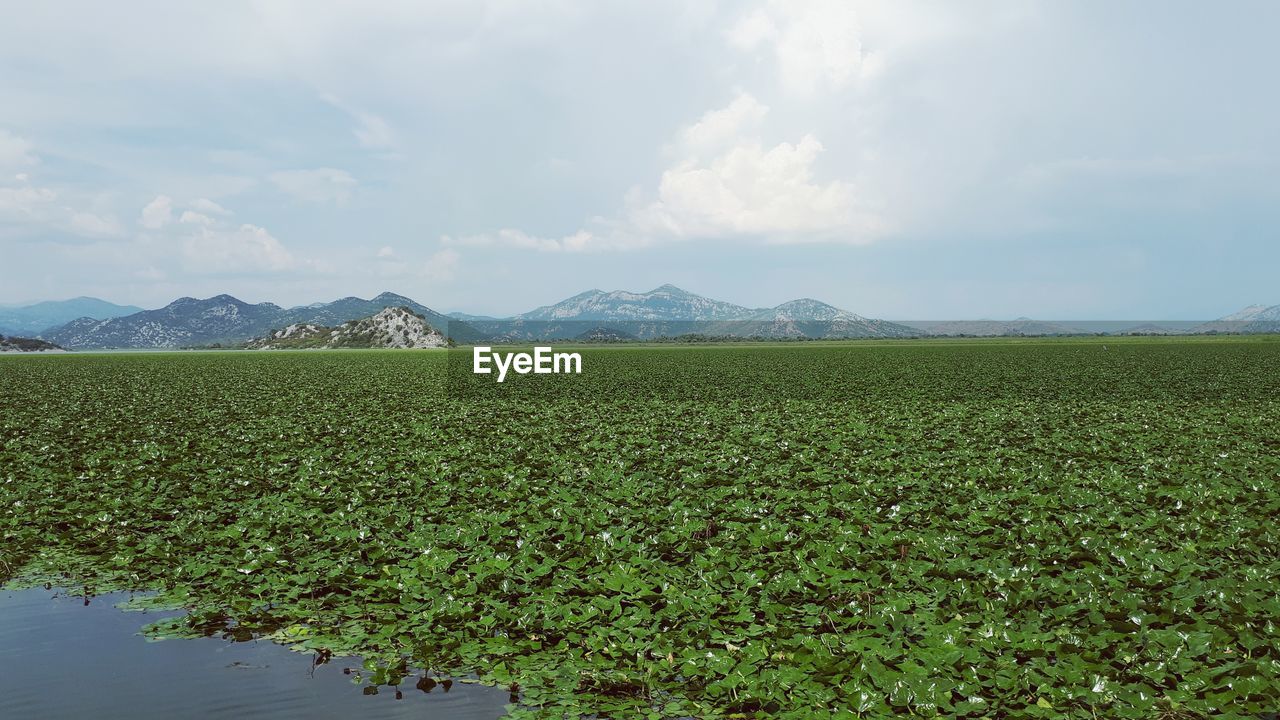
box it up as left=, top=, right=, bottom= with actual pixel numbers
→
left=0, top=587, right=511, bottom=719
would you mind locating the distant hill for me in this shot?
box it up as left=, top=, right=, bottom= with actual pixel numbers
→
left=1193, top=303, right=1280, bottom=334
left=447, top=311, right=500, bottom=322
left=0, top=334, right=65, bottom=353
left=517, top=284, right=759, bottom=322
left=1219, top=304, right=1276, bottom=321
left=725, top=299, right=919, bottom=339
left=898, top=318, right=1080, bottom=337
left=1115, top=323, right=1186, bottom=336
left=278, top=292, right=456, bottom=330
left=468, top=285, right=918, bottom=340
left=245, top=307, right=448, bottom=349
left=44, top=294, right=288, bottom=349
left=0, top=297, right=143, bottom=335
left=42, top=292, right=479, bottom=349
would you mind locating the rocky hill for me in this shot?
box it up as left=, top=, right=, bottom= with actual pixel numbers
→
left=245, top=307, right=448, bottom=349
left=0, top=335, right=65, bottom=352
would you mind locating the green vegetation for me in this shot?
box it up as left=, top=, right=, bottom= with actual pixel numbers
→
left=2, top=337, right=1279, bottom=717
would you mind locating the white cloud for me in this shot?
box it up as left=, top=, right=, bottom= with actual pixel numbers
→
left=442, top=228, right=598, bottom=253
left=449, top=93, right=880, bottom=250
left=645, top=92, right=882, bottom=239
left=269, top=168, right=357, bottom=205
left=319, top=94, right=396, bottom=150
left=422, top=248, right=460, bottom=283
left=376, top=245, right=395, bottom=258
left=133, top=265, right=165, bottom=281
left=140, top=195, right=174, bottom=229
left=0, top=129, right=38, bottom=170
left=0, top=185, right=56, bottom=217
left=0, top=176, right=124, bottom=239
left=728, top=0, right=876, bottom=94
left=631, top=133, right=873, bottom=241
left=677, top=93, right=769, bottom=157
left=189, top=197, right=230, bottom=215
left=352, top=112, right=395, bottom=150
left=69, top=211, right=123, bottom=237
left=178, top=210, right=215, bottom=225
left=182, top=223, right=295, bottom=273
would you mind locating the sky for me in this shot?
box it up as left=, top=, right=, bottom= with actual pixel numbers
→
left=1, top=1, right=1277, bottom=320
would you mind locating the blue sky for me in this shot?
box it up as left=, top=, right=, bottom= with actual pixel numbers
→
left=1, top=1, right=1276, bottom=319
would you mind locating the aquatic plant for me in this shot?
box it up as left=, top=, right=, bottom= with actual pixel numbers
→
left=2, top=338, right=1279, bottom=716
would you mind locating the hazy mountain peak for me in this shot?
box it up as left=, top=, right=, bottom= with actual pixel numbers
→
left=1219, top=304, right=1277, bottom=321
left=773, top=298, right=838, bottom=311
left=0, top=296, right=144, bottom=335
left=757, top=298, right=867, bottom=322
left=650, top=283, right=689, bottom=294
left=517, top=284, right=754, bottom=321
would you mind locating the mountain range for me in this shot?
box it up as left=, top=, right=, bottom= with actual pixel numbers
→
left=0, top=297, right=142, bottom=336
left=898, top=318, right=1081, bottom=337
left=457, top=285, right=920, bottom=341
left=42, top=292, right=478, bottom=349
left=19, top=288, right=1280, bottom=350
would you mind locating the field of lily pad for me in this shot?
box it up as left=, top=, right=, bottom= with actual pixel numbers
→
left=2, top=337, right=1279, bottom=718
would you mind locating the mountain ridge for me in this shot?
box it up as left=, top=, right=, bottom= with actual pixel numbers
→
left=32, top=292, right=1280, bottom=349
left=515, top=284, right=760, bottom=322
left=0, top=297, right=144, bottom=336
left=42, top=292, right=478, bottom=349
left=472, top=285, right=919, bottom=340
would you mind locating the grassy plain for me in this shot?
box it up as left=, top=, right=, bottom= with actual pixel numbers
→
left=2, top=337, right=1279, bottom=717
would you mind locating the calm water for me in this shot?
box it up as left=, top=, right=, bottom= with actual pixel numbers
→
left=0, top=587, right=511, bottom=719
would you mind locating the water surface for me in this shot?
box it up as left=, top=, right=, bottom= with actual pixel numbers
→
left=0, top=587, right=511, bottom=719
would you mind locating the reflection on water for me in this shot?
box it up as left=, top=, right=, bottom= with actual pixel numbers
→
left=0, top=587, right=510, bottom=719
